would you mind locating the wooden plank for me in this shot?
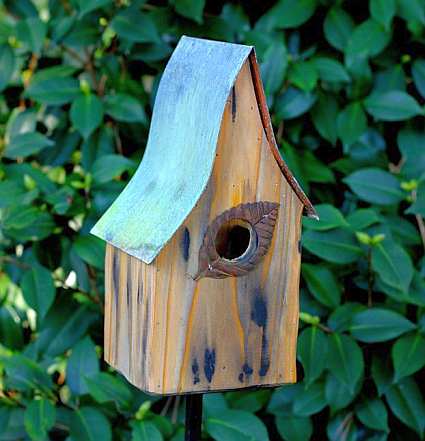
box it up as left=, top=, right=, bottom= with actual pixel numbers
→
left=104, top=59, right=304, bottom=394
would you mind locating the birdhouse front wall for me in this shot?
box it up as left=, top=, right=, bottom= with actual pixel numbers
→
left=104, top=60, right=304, bottom=395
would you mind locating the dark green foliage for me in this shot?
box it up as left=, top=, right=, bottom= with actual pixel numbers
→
left=0, top=0, right=424, bottom=439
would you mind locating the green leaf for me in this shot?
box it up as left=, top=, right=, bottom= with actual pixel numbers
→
left=392, top=333, right=425, bottom=382
left=299, top=150, right=335, bottom=184
left=386, top=215, right=422, bottom=246
left=327, top=333, right=364, bottom=394
left=412, top=58, right=425, bottom=99
left=72, top=235, right=106, bottom=269
left=26, top=76, right=80, bottom=105
left=406, top=181, right=425, bottom=217
left=78, top=0, right=111, bottom=17
left=66, top=337, right=99, bottom=395
left=313, top=57, right=350, bottom=83
left=2, top=207, right=55, bottom=241
left=355, top=398, right=389, bottom=432
left=0, top=308, right=24, bottom=349
left=111, top=8, right=160, bottom=43
left=293, top=381, right=326, bottom=416
left=227, top=390, right=270, bottom=412
left=21, top=264, right=55, bottom=319
left=70, top=94, right=104, bottom=139
left=372, top=356, right=393, bottom=396
left=327, top=412, right=359, bottom=441
left=267, top=384, right=302, bottom=417
left=344, top=168, right=404, bottom=205
left=275, top=87, right=316, bottom=120
left=346, top=209, right=381, bottom=230
left=24, top=399, right=56, bottom=441
left=302, top=264, right=341, bottom=308
left=38, top=302, right=96, bottom=358
left=328, top=303, right=366, bottom=333
left=70, top=407, right=112, bottom=441
left=104, top=94, right=147, bottom=123
left=398, top=129, right=425, bottom=179
left=275, top=416, right=312, bottom=441
left=28, top=65, right=77, bottom=82
left=374, top=64, right=406, bottom=93
left=397, top=0, right=425, bottom=25
left=258, top=0, right=317, bottom=30
left=385, top=377, right=425, bottom=437
left=323, top=7, right=355, bottom=51
left=45, top=186, right=75, bottom=215
left=288, top=61, right=318, bottom=92
left=337, top=102, right=367, bottom=146
left=370, top=0, right=396, bottom=30
left=173, top=0, right=206, bottom=23
left=297, top=326, right=328, bottom=385
left=2, top=206, right=43, bottom=231
left=302, top=229, right=363, bottom=264
left=91, top=154, right=135, bottom=184
left=131, top=421, right=163, bottom=441
left=325, top=373, right=358, bottom=411
left=205, top=410, right=269, bottom=441
left=350, top=308, right=416, bottom=342
left=0, top=407, right=26, bottom=441
left=3, top=354, right=52, bottom=392
left=4, top=132, right=54, bottom=159
left=303, top=204, right=347, bottom=231
left=311, top=95, right=338, bottom=144
left=346, top=19, right=391, bottom=60
left=372, top=241, right=413, bottom=293
left=204, top=393, right=229, bottom=417
left=16, top=18, right=47, bottom=54
left=85, top=372, right=132, bottom=408
left=261, top=42, right=288, bottom=96
left=364, top=91, right=423, bottom=121
left=0, top=44, right=15, bottom=92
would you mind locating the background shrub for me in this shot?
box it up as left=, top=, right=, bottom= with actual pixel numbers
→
left=1, top=0, right=425, bottom=440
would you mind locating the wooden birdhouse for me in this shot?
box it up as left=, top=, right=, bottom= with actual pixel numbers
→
left=91, top=36, right=316, bottom=396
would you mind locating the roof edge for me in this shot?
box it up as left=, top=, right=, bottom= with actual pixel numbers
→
left=248, top=51, right=318, bottom=220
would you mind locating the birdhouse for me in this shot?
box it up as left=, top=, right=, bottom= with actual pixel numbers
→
left=91, top=36, right=316, bottom=395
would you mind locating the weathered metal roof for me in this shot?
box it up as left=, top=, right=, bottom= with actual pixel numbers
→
left=91, top=36, right=252, bottom=263
left=91, top=36, right=316, bottom=264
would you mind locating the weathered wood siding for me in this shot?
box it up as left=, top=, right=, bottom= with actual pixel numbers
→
left=104, top=60, right=304, bottom=394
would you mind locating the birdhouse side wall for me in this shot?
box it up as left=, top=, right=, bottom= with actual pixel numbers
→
left=104, top=60, right=304, bottom=394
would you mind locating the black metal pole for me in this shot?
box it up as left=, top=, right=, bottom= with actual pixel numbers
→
left=185, top=394, right=203, bottom=441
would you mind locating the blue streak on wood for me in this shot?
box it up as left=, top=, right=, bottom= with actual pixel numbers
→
left=251, top=293, right=270, bottom=377
left=231, top=86, right=236, bottom=123
left=204, top=348, right=216, bottom=383
left=181, top=227, right=190, bottom=262
left=251, top=294, right=267, bottom=327
left=192, top=358, right=200, bottom=384
left=91, top=36, right=252, bottom=264
left=259, top=334, right=270, bottom=377
left=112, top=251, right=120, bottom=311
left=238, top=362, right=253, bottom=382
left=242, top=363, right=253, bottom=375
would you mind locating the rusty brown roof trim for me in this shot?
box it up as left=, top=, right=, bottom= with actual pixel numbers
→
left=248, top=51, right=318, bottom=219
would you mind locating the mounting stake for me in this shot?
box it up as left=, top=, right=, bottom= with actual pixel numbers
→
left=185, top=394, right=203, bottom=441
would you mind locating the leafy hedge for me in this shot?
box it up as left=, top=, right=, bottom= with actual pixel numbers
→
left=1, top=0, right=425, bottom=440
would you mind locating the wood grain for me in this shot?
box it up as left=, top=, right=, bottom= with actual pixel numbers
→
left=104, top=60, right=304, bottom=394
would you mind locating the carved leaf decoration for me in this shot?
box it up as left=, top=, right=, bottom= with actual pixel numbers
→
left=195, top=201, right=279, bottom=280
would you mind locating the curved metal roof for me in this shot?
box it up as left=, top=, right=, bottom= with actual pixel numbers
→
left=91, top=36, right=316, bottom=264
